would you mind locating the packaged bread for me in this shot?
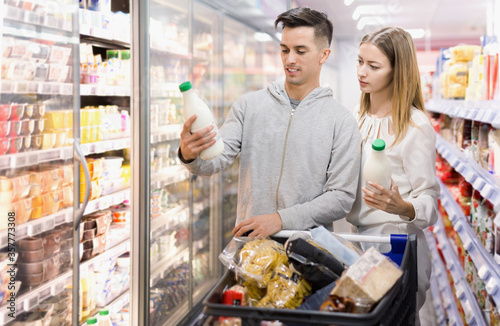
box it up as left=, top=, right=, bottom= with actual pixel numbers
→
left=329, top=247, right=402, bottom=312
left=447, top=62, right=468, bottom=86
left=451, top=45, right=481, bottom=62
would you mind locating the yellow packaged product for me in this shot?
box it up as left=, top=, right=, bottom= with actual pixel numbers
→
left=451, top=45, right=481, bottom=62
left=238, top=238, right=288, bottom=288
left=447, top=62, right=468, bottom=86
left=256, top=263, right=311, bottom=309
left=448, top=83, right=467, bottom=99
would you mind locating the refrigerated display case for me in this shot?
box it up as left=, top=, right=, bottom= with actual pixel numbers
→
left=0, top=0, right=79, bottom=325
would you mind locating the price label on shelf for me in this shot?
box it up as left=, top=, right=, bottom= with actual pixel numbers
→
left=28, top=221, right=44, bottom=236
left=39, top=287, right=51, bottom=302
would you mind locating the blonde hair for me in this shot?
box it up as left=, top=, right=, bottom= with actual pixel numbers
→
left=359, top=27, right=425, bottom=146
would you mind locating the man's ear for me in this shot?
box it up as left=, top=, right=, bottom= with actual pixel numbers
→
left=320, top=48, right=331, bottom=64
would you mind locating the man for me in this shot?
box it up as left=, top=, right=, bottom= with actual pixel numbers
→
left=178, top=6, right=361, bottom=237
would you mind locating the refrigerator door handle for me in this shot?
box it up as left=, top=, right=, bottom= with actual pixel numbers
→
left=74, top=139, right=91, bottom=229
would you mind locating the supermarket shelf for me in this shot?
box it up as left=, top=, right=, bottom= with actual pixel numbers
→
left=0, top=208, right=72, bottom=249
left=151, top=124, right=182, bottom=143
left=151, top=204, right=188, bottom=235
left=0, top=232, right=130, bottom=322
left=427, top=100, right=500, bottom=128
left=80, top=84, right=130, bottom=97
left=0, top=271, right=72, bottom=324
left=2, top=4, right=73, bottom=33
left=84, top=188, right=130, bottom=216
left=0, top=146, right=72, bottom=171
left=1, top=81, right=73, bottom=95
left=431, top=216, right=487, bottom=325
left=80, top=137, right=130, bottom=156
left=436, top=134, right=500, bottom=212
left=425, top=229, right=464, bottom=326
left=438, top=180, right=500, bottom=308
left=151, top=165, right=189, bottom=190
left=80, top=30, right=130, bottom=49
left=82, top=289, right=130, bottom=326
left=150, top=246, right=189, bottom=287
left=429, top=272, right=448, bottom=326
left=150, top=83, right=183, bottom=98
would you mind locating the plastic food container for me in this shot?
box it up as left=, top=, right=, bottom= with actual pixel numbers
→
left=8, top=137, right=23, bottom=154
left=0, top=191, right=13, bottom=204
left=61, top=164, right=73, bottom=185
left=0, top=138, right=10, bottom=155
left=42, top=191, right=62, bottom=216
left=18, top=248, right=44, bottom=263
left=54, top=131, right=66, bottom=148
left=82, top=228, right=96, bottom=241
left=17, top=272, right=43, bottom=287
left=0, top=105, right=11, bottom=121
left=10, top=103, right=25, bottom=121
left=30, top=134, right=42, bottom=150
left=13, top=197, right=32, bottom=224
left=62, top=185, right=73, bottom=208
left=103, top=156, right=124, bottom=170
left=11, top=173, right=30, bottom=200
left=32, top=104, right=46, bottom=119
left=41, top=132, right=56, bottom=149
left=17, top=261, right=43, bottom=274
left=42, top=253, right=60, bottom=281
left=18, top=237, right=43, bottom=251
left=60, top=249, right=72, bottom=272
left=60, top=238, right=72, bottom=251
left=30, top=205, right=43, bottom=220
left=0, top=121, right=10, bottom=138
left=42, top=229, right=62, bottom=258
left=33, top=118, right=44, bottom=135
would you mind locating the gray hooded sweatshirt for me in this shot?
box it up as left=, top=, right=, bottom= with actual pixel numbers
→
left=181, top=81, right=361, bottom=230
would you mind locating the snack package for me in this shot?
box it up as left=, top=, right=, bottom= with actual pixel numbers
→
left=256, top=263, right=311, bottom=309
left=222, top=284, right=248, bottom=306
left=219, top=237, right=288, bottom=288
left=328, top=247, right=403, bottom=313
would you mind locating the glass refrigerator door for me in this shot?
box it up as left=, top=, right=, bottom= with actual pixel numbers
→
left=0, top=0, right=78, bottom=324
left=148, top=1, right=190, bottom=325
left=78, top=2, right=132, bottom=325
left=221, top=17, right=246, bottom=248
left=191, top=0, right=223, bottom=302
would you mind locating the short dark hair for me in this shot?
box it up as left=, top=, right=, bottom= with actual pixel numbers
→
left=275, top=6, right=334, bottom=47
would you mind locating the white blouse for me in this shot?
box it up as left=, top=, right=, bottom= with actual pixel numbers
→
left=346, top=107, right=440, bottom=231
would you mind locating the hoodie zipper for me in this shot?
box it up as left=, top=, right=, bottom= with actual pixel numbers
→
left=276, top=107, right=296, bottom=211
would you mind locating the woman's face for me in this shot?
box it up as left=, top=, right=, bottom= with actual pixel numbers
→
left=357, top=43, right=393, bottom=96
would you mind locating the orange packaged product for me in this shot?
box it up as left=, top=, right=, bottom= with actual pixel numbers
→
left=13, top=197, right=32, bottom=225
left=30, top=168, right=61, bottom=194
left=42, top=191, right=62, bottom=216
left=62, top=185, right=73, bottom=208
left=61, top=164, right=73, bottom=186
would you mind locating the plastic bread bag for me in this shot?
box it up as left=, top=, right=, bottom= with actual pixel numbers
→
left=257, top=263, right=312, bottom=309
left=310, top=226, right=363, bottom=266
left=219, top=237, right=288, bottom=288
left=284, top=232, right=343, bottom=291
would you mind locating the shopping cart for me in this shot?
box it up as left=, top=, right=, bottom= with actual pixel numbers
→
left=203, top=232, right=417, bottom=326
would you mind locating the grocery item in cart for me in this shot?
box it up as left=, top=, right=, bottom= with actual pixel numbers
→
left=327, top=247, right=402, bottom=313
left=285, top=235, right=343, bottom=291
left=219, top=237, right=288, bottom=288
left=257, top=263, right=311, bottom=309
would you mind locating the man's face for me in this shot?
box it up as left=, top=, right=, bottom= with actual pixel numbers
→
left=280, top=26, right=329, bottom=88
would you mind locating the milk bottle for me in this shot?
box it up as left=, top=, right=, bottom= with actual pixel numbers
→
left=363, top=139, right=392, bottom=194
left=179, top=81, right=224, bottom=160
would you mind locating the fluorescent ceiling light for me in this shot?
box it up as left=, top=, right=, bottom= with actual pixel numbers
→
left=344, top=0, right=354, bottom=5
left=406, top=28, right=426, bottom=39
left=352, top=5, right=387, bottom=20
left=356, top=16, right=386, bottom=30
left=254, top=32, right=273, bottom=42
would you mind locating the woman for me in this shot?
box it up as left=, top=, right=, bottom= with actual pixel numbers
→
left=346, top=27, right=440, bottom=325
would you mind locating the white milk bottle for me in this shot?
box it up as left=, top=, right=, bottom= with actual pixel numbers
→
left=179, top=81, right=224, bottom=160
left=363, top=138, right=392, bottom=194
